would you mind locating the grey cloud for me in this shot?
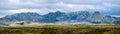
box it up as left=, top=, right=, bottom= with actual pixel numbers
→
left=0, top=0, right=120, bottom=10
left=0, top=0, right=120, bottom=17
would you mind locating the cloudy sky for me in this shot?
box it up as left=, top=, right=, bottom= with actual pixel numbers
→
left=0, top=0, right=120, bottom=17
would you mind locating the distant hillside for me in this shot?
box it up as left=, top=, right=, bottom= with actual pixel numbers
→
left=0, top=11, right=120, bottom=26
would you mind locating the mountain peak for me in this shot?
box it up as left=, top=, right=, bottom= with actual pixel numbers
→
left=94, top=11, right=101, bottom=15
left=1, top=12, right=42, bottom=22
left=0, top=11, right=119, bottom=25
left=88, top=11, right=105, bottom=24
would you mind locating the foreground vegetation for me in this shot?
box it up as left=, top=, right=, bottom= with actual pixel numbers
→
left=0, top=25, right=120, bottom=34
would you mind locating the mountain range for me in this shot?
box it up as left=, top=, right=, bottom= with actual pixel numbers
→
left=0, top=11, right=120, bottom=26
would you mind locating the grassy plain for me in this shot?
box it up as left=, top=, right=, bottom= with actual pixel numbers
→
left=0, top=24, right=120, bottom=34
